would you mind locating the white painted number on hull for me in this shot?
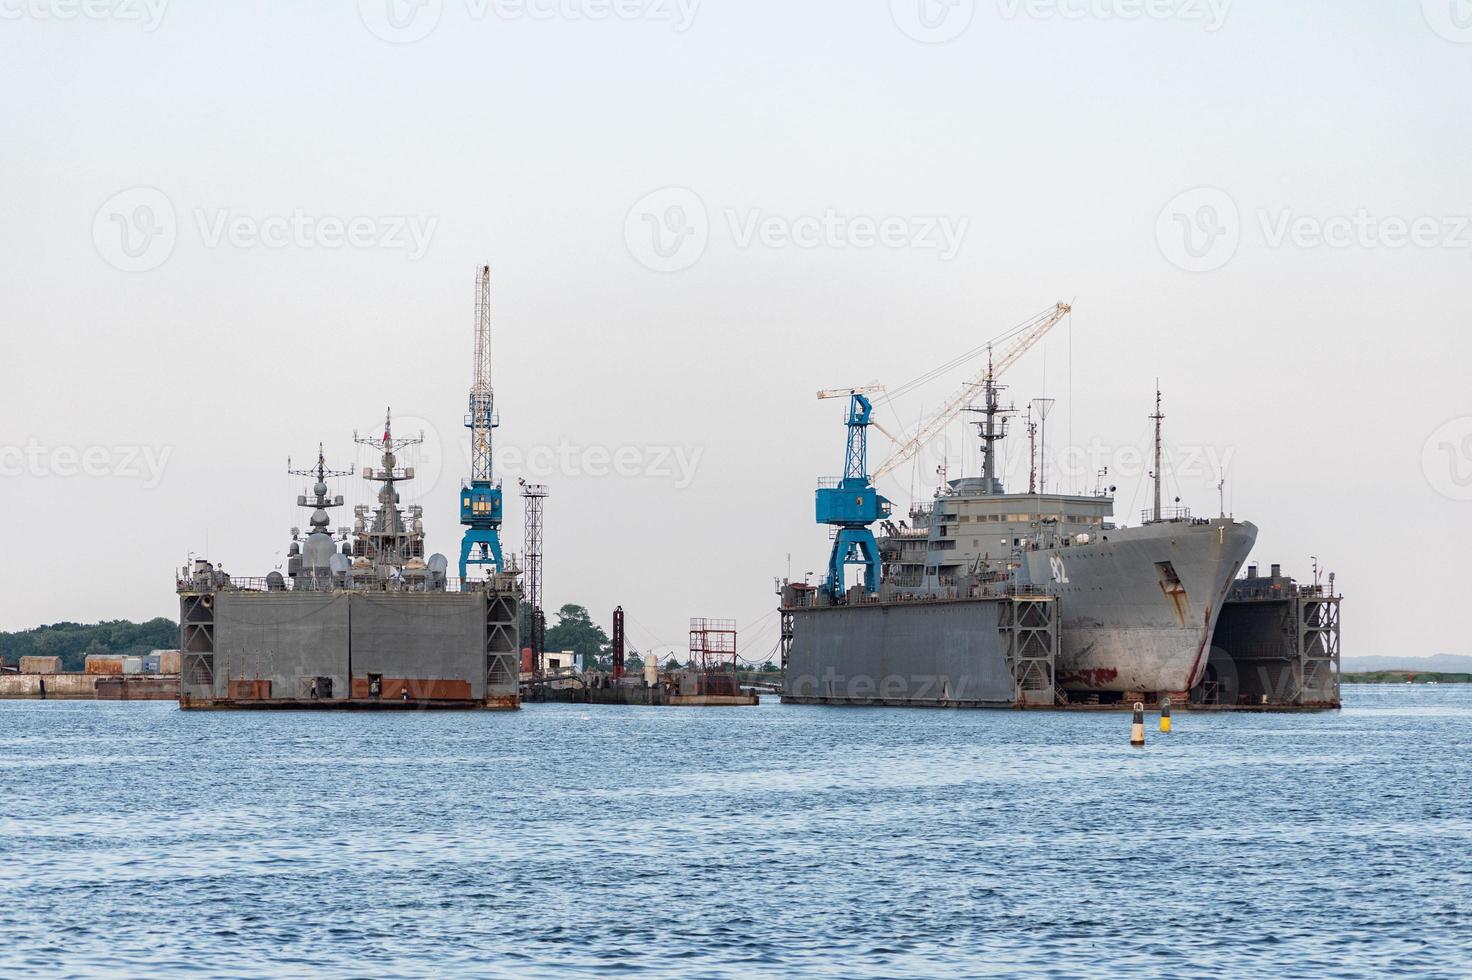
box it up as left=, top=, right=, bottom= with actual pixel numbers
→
left=1050, top=555, right=1069, bottom=584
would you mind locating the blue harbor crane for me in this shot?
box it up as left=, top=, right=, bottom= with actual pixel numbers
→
left=815, top=386, right=891, bottom=602
left=459, top=265, right=505, bottom=580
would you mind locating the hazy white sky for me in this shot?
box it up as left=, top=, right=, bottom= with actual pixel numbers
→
left=1, top=1, right=1468, bottom=662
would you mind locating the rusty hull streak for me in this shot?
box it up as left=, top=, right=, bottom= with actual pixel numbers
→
left=1058, top=667, right=1120, bottom=689
left=1159, top=579, right=1190, bottom=627
left=1184, top=604, right=1214, bottom=690
left=350, top=677, right=473, bottom=701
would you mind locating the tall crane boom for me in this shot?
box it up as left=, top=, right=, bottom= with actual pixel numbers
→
left=470, top=266, right=494, bottom=483
left=873, top=302, right=1070, bottom=479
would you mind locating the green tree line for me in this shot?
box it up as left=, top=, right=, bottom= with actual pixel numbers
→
left=0, top=619, right=177, bottom=672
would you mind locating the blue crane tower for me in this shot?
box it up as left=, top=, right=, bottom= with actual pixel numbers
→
left=459, top=265, right=505, bottom=580
left=815, top=388, right=891, bottom=602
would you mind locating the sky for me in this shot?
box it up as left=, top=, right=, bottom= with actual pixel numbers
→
left=1, top=0, right=1469, bottom=662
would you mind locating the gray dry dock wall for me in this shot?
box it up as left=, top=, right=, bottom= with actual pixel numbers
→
left=210, top=592, right=487, bottom=700
left=786, top=600, right=1015, bottom=705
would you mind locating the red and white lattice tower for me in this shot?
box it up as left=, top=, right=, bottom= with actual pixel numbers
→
left=689, top=618, right=738, bottom=673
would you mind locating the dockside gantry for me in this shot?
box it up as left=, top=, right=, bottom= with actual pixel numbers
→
left=815, top=388, right=891, bottom=602
left=459, top=265, right=506, bottom=580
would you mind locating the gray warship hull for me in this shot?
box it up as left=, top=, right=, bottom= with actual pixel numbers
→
left=868, top=480, right=1258, bottom=695
left=1020, top=517, right=1257, bottom=693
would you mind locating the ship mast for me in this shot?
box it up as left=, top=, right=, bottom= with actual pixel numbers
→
left=1150, top=383, right=1164, bottom=523
left=1026, top=403, right=1037, bottom=495
left=353, top=408, right=426, bottom=569
left=974, top=349, right=1014, bottom=496
left=286, top=444, right=351, bottom=585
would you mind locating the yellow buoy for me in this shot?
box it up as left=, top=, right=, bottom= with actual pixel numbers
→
left=1160, top=698, right=1172, bottom=733
left=1131, top=702, right=1146, bottom=747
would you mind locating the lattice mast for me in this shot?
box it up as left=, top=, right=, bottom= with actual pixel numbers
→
left=1150, top=383, right=1164, bottom=524
left=520, top=479, right=548, bottom=674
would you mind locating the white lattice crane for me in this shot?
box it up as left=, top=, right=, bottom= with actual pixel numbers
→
left=872, top=302, right=1071, bottom=479
left=459, top=265, right=505, bottom=579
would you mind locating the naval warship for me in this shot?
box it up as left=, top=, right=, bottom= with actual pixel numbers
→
left=175, top=410, right=522, bottom=709
left=875, top=383, right=1256, bottom=695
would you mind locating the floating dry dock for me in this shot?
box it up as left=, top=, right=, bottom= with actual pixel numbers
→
left=779, top=564, right=1341, bottom=711
left=178, top=586, right=520, bottom=710
left=176, top=421, right=522, bottom=711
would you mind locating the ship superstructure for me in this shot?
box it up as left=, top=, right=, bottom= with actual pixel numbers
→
left=874, top=380, right=1256, bottom=694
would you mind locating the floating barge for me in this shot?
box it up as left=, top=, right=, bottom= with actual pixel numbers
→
left=520, top=614, right=759, bottom=707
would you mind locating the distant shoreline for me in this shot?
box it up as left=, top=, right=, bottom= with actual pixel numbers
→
left=1343, top=672, right=1471, bottom=685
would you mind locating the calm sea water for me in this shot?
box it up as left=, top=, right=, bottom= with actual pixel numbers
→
left=1, top=686, right=1469, bottom=979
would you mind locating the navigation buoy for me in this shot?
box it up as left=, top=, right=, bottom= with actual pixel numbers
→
left=1160, top=698, right=1172, bottom=734
left=1131, top=702, right=1146, bottom=747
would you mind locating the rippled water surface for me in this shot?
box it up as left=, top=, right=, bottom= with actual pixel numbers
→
left=2, top=686, right=1470, bottom=978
